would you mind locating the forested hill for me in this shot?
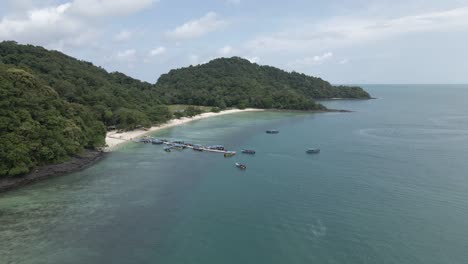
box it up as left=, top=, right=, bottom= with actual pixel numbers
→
left=156, top=57, right=370, bottom=110
left=0, top=41, right=171, bottom=177
left=0, top=42, right=370, bottom=177
left=0, top=41, right=172, bottom=129
left=0, top=66, right=105, bottom=176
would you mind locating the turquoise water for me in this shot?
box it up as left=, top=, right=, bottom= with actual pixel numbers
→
left=2, top=85, right=468, bottom=263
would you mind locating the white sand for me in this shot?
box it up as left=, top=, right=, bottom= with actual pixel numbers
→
left=104, top=108, right=263, bottom=152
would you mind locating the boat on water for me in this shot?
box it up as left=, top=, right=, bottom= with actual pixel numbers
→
left=241, top=149, right=256, bottom=155
left=164, top=146, right=172, bottom=152
left=151, top=139, right=164, bottom=145
left=306, top=148, right=320, bottom=154
left=172, top=143, right=186, bottom=150
left=193, top=144, right=204, bottom=151
left=235, top=162, right=247, bottom=170
left=138, top=137, right=152, bottom=143
left=266, top=129, right=279, bottom=134
left=224, top=151, right=236, bottom=158
left=208, top=145, right=225, bottom=151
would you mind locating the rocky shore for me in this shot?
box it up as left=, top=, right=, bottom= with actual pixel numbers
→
left=0, top=150, right=106, bottom=193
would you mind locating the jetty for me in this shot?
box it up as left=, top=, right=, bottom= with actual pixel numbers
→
left=139, top=137, right=237, bottom=156
left=169, top=142, right=236, bottom=155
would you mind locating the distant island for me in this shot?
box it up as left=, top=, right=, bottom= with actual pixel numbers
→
left=0, top=41, right=371, bottom=179
left=157, top=56, right=370, bottom=110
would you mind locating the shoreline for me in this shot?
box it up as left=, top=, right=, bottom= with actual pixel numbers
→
left=0, top=108, right=260, bottom=193
left=0, top=107, right=347, bottom=193
left=0, top=150, right=106, bottom=194
left=104, top=108, right=264, bottom=151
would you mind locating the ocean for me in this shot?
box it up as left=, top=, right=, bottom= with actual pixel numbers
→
left=1, top=85, right=468, bottom=263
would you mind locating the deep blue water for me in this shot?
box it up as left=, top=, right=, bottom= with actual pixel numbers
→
left=1, top=85, right=468, bottom=263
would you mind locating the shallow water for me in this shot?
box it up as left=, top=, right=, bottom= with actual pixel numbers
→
left=1, top=85, right=468, bottom=263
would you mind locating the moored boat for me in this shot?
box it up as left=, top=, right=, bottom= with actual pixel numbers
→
left=138, top=137, right=152, bottom=143
left=172, top=143, right=186, bottom=150
left=235, top=162, right=247, bottom=170
left=306, top=148, right=320, bottom=154
left=193, top=144, right=204, bottom=151
left=208, top=145, right=225, bottom=151
left=224, top=151, right=236, bottom=157
left=241, top=149, right=256, bottom=155
left=164, top=146, right=172, bottom=152
left=151, top=139, right=164, bottom=145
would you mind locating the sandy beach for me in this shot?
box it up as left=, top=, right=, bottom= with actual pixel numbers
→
left=104, top=108, right=263, bottom=151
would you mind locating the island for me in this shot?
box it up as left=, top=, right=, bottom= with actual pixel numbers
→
left=0, top=41, right=371, bottom=186
left=156, top=56, right=370, bottom=110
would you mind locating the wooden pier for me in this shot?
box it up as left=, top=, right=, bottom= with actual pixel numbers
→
left=160, top=141, right=236, bottom=155
left=137, top=136, right=236, bottom=155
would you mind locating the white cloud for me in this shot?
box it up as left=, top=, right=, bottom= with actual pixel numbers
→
left=149, top=46, right=166, bottom=56
left=315, top=52, right=333, bottom=63
left=69, top=0, right=157, bottom=17
left=0, top=3, right=82, bottom=46
left=288, top=52, right=334, bottom=68
left=217, top=45, right=233, bottom=56
left=117, top=49, right=136, bottom=59
left=247, top=6, right=468, bottom=53
left=338, top=59, right=349, bottom=64
left=114, top=30, right=133, bottom=41
left=245, top=56, right=260, bottom=63
left=166, top=12, right=226, bottom=40
left=0, top=0, right=157, bottom=49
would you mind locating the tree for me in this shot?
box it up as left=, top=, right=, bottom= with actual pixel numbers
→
left=155, top=57, right=370, bottom=110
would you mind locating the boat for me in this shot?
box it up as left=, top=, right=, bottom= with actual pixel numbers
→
left=235, top=162, right=247, bottom=170
left=241, top=149, right=256, bottom=155
left=173, top=140, right=185, bottom=144
left=164, top=146, right=172, bottom=152
left=266, top=129, right=279, bottom=134
left=224, top=151, right=236, bottom=157
left=172, top=143, right=186, bottom=150
left=151, top=139, right=164, bottom=145
left=306, top=148, right=320, bottom=154
left=138, top=137, right=151, bottom=143
left=193, top=145, right=204, bottom=151
left=208, top=145, right=225, bottom=151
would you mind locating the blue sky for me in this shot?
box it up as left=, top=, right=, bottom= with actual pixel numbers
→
left=1, top=0, right=468, bottom=84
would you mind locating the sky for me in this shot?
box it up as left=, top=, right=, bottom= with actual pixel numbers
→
left=1, top=0, right=468, bottom=84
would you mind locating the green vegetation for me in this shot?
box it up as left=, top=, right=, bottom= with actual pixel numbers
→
left=0, top=41, right=172, bottom=131
left=172, top=106, right=204, bottom=119
left=0, top=66, right=105, bottom=176
left=167, top=104, right=212, bottom=113
left=156, top=57, right=370, bottom=110
left=168, top=104, right=210, bottom=119
left=0, top=42, right=371, bottom=177
left=0, top=41, right=171, bottom=177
